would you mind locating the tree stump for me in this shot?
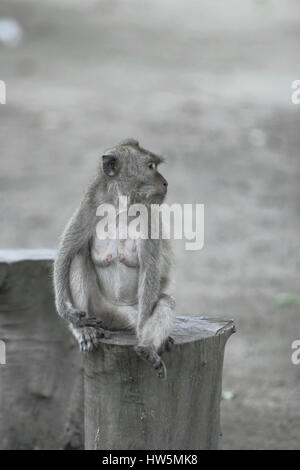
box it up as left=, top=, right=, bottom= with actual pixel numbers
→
left=84, top=316, right=235, bottom=450
left=0, top=250, right=83, bottom=450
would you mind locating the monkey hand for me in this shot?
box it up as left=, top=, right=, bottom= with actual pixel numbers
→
left=67, top=309, right=103, bottom=329
left=134, top=345, right=167, bottom=380
left=75, top=316, right=105, bottom=328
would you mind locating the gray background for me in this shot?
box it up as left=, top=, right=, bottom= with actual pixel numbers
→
left=1, top=0, right=300, bottom=449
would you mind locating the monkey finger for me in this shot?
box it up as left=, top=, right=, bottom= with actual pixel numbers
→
left=76, top=316, right=101, bottom=328
left=77, top=311, right=86, bottom=319
left=69, top=310, right=87, bottom=325
left=79, top=337, right=90, bottom=351
left=81, top=341, right=97, bottom=352
left=165, top=336, right=174, bottom=351
left=158, top=336, right=174, bottom=354
left=155, top=359, right=167, bottom=380
left=95, top=328, right=111, bottom=339
left=80, top=340, right=95, bottom=352
left=134, top=345, right=150, bottom=361
left=78, top=326, right=100, bottom=352
left=82, top=316, right=102, bottom=327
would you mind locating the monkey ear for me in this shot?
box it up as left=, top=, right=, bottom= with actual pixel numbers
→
left=102, top=155, right=120, bottom=177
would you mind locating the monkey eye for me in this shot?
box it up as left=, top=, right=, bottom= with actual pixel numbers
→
left=148, top=162, right=157, bottom=170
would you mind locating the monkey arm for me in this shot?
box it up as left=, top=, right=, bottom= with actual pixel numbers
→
left=136, top=238, right=161, bottom=337
left=160, top=238, right=174, bottom=293
left=135, top=237, right=175, bottom=377
left=54, top=202, right=96, bottom=326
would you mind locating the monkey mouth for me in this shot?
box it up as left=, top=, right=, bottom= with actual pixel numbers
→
left=150, top=193, right=166, bottom=205
left=135, top=185, right=166, bottom=203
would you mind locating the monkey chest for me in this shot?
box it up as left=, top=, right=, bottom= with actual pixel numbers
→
left=91, top=237, right=139, bottom=268
left=91, top=237, right=140, bottom=305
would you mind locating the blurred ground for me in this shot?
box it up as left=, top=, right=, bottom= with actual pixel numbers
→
left=1, top=0, right=300, bottom=449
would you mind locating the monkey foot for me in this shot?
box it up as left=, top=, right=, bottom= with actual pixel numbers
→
left=79, top=327, right=99, bottom=352
left=79, top=326, right=111, bottom=352
left=134, top=345, right=167, bottom=380
left=158, top=336, right=174, bottom=355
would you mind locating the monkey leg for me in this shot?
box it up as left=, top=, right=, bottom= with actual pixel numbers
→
left=69, top=252, right=111, bottom=351
left=135, top=294, right=175, bottom=379
left=138, top=294, right=175, bottom=351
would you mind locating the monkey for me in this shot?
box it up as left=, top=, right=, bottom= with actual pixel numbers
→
left=53, top=139, right=175, bottom=379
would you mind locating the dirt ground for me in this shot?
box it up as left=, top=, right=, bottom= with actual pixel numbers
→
left=1, top=0, right=300, bottom=449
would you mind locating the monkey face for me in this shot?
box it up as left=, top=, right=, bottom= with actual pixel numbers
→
left=101, top=139, right=168, bottom=204
left=135, top=160, right=168, bottom=203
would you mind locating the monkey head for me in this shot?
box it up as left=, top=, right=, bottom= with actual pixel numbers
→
left=101, top=139, right=168, bottom=205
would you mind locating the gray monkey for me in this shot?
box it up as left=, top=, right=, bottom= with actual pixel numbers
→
left=53, top=139, right=175, bottom=378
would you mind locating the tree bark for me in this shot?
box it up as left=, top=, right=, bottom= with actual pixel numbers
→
left=84, top=316, right=235, bottom=450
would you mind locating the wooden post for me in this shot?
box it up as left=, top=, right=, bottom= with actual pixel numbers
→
left=84, top=316, right=235, bottom=450
left=0, top=250, right=83, bottom=450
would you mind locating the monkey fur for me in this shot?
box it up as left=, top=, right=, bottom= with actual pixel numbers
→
left=53, top=139, right=175, bottom=379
